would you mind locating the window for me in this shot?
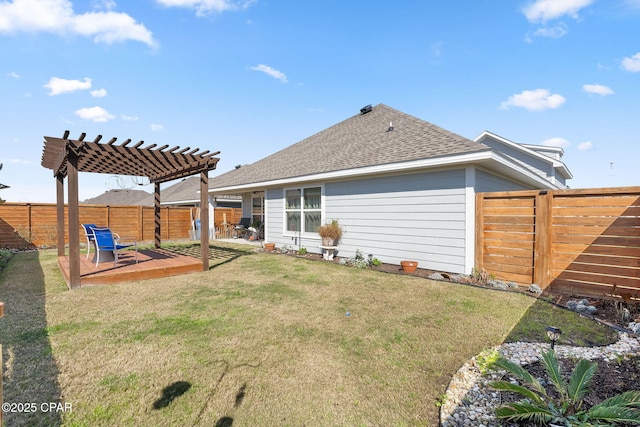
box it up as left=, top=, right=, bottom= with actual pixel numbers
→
left=285, top=186, right=322, bottom=234
left=252, top=194, right=264, bottom=224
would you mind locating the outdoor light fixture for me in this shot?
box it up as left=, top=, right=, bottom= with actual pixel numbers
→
left=546, top=326, right=562, bottom=349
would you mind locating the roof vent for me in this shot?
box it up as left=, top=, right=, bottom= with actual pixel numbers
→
left=387, top=121, right=394, bottom=132
left=235, top=164, right=242, bottom=169
left=360, top=104, right=372, bottom=115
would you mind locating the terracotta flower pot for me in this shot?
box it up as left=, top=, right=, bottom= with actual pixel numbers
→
left=401, top=260, right=418, bottom=273
left=321, top=237, right=335, bottom=247
left=264, top=243, right=275, bottom=251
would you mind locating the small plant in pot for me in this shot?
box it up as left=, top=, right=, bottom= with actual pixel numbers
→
left=248, top=219, right=262, bottom=240
left=318, top=219, right=342, bottom=246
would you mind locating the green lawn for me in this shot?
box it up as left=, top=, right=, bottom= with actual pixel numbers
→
left=0, top=246, right=617, bottom=426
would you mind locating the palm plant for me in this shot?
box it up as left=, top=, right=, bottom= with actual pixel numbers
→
left=490, top=349, right=640, bottom=426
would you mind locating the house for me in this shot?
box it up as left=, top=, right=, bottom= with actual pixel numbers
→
left=82, top=189, right=153, bottom=206
left=207, top=103, right=572, bottom=275
left=161, top=176, right=241, bottom=208
left=79, top=178, right=241, bottom=208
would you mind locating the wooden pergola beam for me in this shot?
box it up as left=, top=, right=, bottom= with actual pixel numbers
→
left=41, top=131, right=221, bottom=288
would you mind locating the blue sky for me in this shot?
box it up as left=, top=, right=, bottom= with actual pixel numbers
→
left=1, top=0, right=639, bottom=203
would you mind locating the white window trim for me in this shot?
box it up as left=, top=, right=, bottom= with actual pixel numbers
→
left=283, top=184, right=325, bottom=238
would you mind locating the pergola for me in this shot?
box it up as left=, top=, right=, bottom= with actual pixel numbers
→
left=41, top=131, right=220, bottom=288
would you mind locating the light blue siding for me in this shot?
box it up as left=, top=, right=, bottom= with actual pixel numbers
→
left=477, top=136, right=561, bottom=185
left=261, top=168, right=544, bottom=275
left=326, top=169, right=467, bottom=273
left=475, top=170, right=531, bottom=192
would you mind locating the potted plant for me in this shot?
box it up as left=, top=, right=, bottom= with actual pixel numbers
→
left=248, top=219, right=262, bottom=241
left=318, top=219, right=343, bottom=246
left=401, top=260, right=418, bottom=273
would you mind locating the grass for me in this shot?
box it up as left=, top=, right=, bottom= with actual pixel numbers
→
left=0, top=245, right=618, bottom=426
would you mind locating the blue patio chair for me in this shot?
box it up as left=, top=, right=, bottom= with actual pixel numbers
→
left=81, top=223, right=97, bottom=258
left=92, top=227, right=137, bottom=267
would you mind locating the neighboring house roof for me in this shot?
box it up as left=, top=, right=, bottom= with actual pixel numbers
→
left=475, top=131, right=573, bottom=181
left=161, top=176, right=201, bottom=205
left=209, top=104, right=492, bottom=191
left=159, top=176, right=241, bottom=206
left=82, top=189, right=153, bottom=206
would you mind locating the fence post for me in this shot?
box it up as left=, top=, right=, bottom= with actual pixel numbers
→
left=56, top=175, right=66, bottom=256
left=533, top=191, right=552, bottom=289
left=137, top=206, right=143, bottom=242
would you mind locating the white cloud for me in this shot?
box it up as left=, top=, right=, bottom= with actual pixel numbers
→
left=7, top=71, right=20, bottom=78
left=622, top=52, right=640, bottom=72
left=541, top=137, right=570, bottom=148
left=0, top=0, right=156, bottom=47
left=523, top=0, right=593, bottom=23
left=578, top=141, right=593, bottom=151
left=75, top=106, right=115, bottom=122
left=9, top=158, right=30, bottom=164
left=619, top=0, right=640, bottom=11
left=150, top=123, right=164, bottom=131
left=499, top=89, right=566, bottom=111
left=582, top=84, right=614, bottom=96
left=91, top=88, right=107, bottom=97
left=44, top=76, right=91, bottom=95
left=155, top=0, right=254, bottom=17
left=93, top=0, right=117, bottom=11
left=121, top=114, right=139, bottom=121
left=249, top=64, right=288, bottom=83
left=532, top=23, right=567, bottom=38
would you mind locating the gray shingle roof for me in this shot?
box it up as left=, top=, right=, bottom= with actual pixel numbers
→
left=161, top=176, right=200, bottom=204
left=210, top=104, right=490, bottom=190
left=82, top=189, right=153, bottom=206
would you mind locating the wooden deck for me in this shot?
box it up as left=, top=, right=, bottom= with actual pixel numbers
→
left=58, top=248, right=203, bottom=287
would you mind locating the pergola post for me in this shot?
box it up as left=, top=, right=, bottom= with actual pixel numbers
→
left=154, top=182, right=161, bottom=249
left=67, top=151, right=81, bottom=289
left=42, top=131, right=220, bottom=288
left=200, top=171, right=209, bottom=270
left=56, top=173, right=65, bottom=257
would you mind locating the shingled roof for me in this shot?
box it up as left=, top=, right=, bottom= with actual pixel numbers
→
left=161, top=176, right=201, bottom=204
left=210, top=104, right=490, bottom=190
left=82, top=189, right=153, bottom=206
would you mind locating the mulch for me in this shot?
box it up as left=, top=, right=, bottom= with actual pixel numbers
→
left=501, top=356, right=640, bottom=422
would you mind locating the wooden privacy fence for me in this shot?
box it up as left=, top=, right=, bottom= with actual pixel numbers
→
left=213, top=207, right=243, bottom=239
left=0, top=203, right=194, bottom=248
left=475, top=186, right=640, bottom=298
left=189, top=206, right=244, bottom=239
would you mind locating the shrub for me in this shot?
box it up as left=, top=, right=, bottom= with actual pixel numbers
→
left=342, top=249, right=373, bottom=269
left=490, top=348, right=640, bottom=426
left=0, top=248, right=14, bottom=271
left=317, top=219, right=343, bottom=241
